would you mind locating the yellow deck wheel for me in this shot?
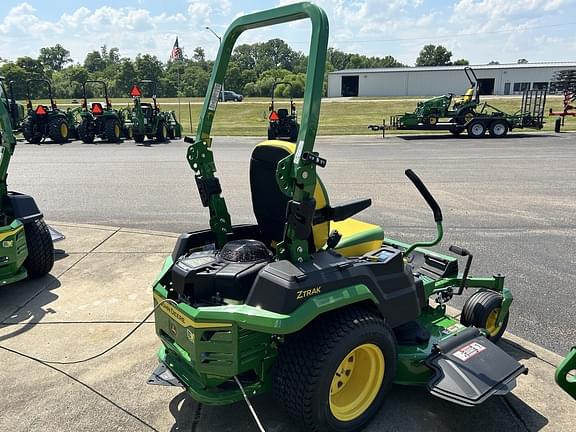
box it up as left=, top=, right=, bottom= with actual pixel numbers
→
left=485, top=308, right=502, bottom=337
left=329, top=343, right=385, bottom=422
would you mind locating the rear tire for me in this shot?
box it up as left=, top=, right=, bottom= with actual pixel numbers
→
left=167, top=127, right=176, bottom=140
left=156, top=121, right=167, bottom=142
left=123, top=125, right=133, bottom=140
left=22, top=120, right=43, bottom=144
left=49, top=117, right=70, bottom=143
left=461, top=290, right=509, bottom=342
left=77, top=120, right=95, bottom=143
left=457, top=108, right=475, bottom=125
left=467, top=120, right=486, bottom=138
left=273, top=307, right=396, bottom=432
left=267, top=127, right=276, bottom=140
left=105, top=118, right=121, bottom=143
left=23, top=218, right=54, bottom=278
left=289, top=124, right=299, bottom=142
left=489, top=120, right=509, bottom=138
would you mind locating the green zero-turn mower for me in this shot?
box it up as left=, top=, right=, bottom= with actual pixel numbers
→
left=398, top=66, right=480, bottom=128
left=556, top=347, right=576, bottom=399
left=21, top=79, right=73, bottom=144
left=125, top=79, right=182, bottom=144
left=77, top=80, right=130, bottom=143
left=150, top=4, right=526, bottom=431
left=0, top=78, right=54, bottom=284
left=267, top=81, right=299, bottom=142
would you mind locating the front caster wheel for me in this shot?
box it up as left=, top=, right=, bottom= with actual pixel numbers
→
left=461, top=290, right=509, bottom=342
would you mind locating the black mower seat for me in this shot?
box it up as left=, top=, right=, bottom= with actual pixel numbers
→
left=249, top=140, right=383, bottom=257
left=277, top=108, right=289, bottom=119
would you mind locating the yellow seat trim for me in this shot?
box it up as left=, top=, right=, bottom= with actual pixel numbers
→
left=253, top=141, right=382, bottom=256
left=333, top=218, right=384, bottom=257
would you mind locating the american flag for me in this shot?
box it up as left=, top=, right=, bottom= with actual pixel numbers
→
left=170, top=37, right=183, bottom=61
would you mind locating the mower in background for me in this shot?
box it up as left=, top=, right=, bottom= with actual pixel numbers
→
left=556, top=347, right=576, bottom=400
left=125, top=80, right=182, bottom=144
left=371, top=89, right=547, bottom=139
left=267, top=81, right=299, bottom=142
left=0, top=78, right=54, bottom=284
left=77, top=80, right=130, bottom=143
left=21, top=79, right=74, bottom=144
left=149, top=4, right=527, bottom=432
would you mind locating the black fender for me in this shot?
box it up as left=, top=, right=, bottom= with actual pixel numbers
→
left=3, top=192, right=43, bottom=223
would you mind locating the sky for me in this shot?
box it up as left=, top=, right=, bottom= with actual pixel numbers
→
left=1, top=0, right=575, bottom=66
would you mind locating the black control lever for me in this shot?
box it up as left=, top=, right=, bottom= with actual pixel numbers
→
left=405, top=169, right=443, bottom=222
left=449, top=245, right=473, bottom=295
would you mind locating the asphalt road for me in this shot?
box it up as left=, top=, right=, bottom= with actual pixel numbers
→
left=8, top=132, right=576, bottom=354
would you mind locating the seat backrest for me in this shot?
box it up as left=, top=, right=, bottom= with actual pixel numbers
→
left=461, top=87, right=474, bottom=103
left=277, top=108, right=289, bottom=119
left=249, top=141, right=329, bottom=251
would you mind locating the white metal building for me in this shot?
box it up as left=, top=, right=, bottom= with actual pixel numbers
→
left=327, top=62, right=576, bottom=97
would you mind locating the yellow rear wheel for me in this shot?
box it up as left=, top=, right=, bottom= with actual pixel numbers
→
left=60, top=122, right=69, bottom=138
left=272, top=308, right=396, bottom=432
left=329, top=343, right=385, bottom=421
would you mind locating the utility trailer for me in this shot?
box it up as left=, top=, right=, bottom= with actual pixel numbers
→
left=370, top=90, right=547, bottom=138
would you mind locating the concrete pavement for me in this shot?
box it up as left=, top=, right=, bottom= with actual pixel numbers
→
left=10, top=133, right=576, bottom=354
left=0, top=222, right=574, bottom=432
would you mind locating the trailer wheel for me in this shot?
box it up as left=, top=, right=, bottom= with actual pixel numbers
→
left=489, top=120, right=509, bottom=138
left=77, top=120, right=95, bottom=143
left=105, top=118, right=121, bottom=143
left=461, top=290, right=509, bottom=342
left=168, top=127, right=176, bottom=140
left=467, top=120, right=486, bottom=138
left=23, top=217, right=54, bottom=278
left=22, top=120, right=43, bottom=144
left=273, top=306, right=396, bottom=432
left=134, top=134, right=145, bottom=143
left=49, top=117, right=70, bottom=143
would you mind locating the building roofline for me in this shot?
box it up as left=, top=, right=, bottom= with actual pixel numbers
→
left=329, top=62, right=576, bottom=75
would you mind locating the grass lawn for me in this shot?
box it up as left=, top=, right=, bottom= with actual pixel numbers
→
left=26, top=96, right=574, bottom=136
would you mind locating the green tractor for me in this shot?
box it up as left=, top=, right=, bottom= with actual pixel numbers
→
left=0, top=79, right=54, bottom=284
left=21, top=79, right=73, bottom=144
left=399, top=66, right=480, bottom=127
left=556, top=347, right=576, bottom=399
left=267, top=81, right=299, bottom=142
left=150, top=4, right=527, bottom=432
left=77, top=80, right=130, bottom=143
left=126, top=79, right=182, bottom=144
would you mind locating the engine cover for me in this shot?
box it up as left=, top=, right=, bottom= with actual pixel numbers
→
left=172, top=240, right=272, bottom=304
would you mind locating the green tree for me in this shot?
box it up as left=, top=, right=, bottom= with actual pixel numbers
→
left=416, top=44, right=453, bottom=66
left=517, top=58, right=528, bottom=64
left=0, top=63, right=28, bottom=98
left=84, top=51, right=106, bottom=72
left=111, top=58, right=137, bottom=97
left=15, top=56, right=45, bottom=77
left=52, top=65, right=89, bottom=98
left=452, top=59, right=470, bottom=65
left=135, top=54, right=164, bottom=83
left=39, top=44, right=72, bottom=71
